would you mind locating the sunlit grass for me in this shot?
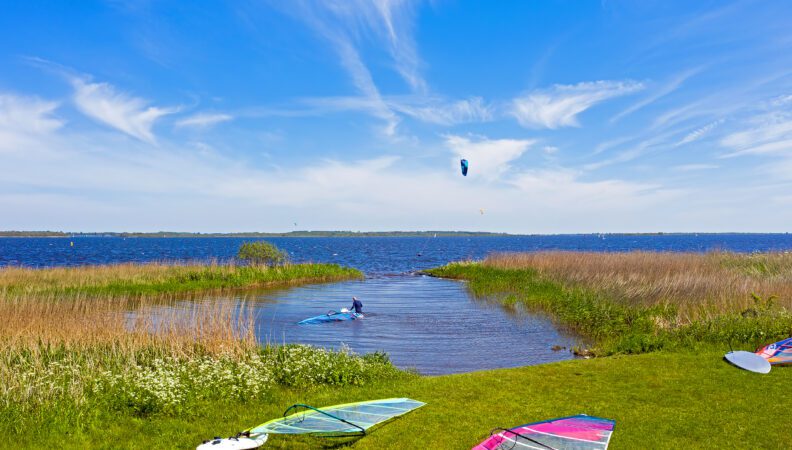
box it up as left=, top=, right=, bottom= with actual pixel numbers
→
left=0, top=261, right=363, bottom=297
left=21, top=351, right=790, bottom=449
left=428, top=252, right=792, bottom=355
left=483, top=251, right=792, bottom=321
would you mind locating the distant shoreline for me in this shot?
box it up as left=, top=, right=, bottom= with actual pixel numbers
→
left=0, top=231, right=789, bottom=238
left=0, top=231, right=512, bottom=238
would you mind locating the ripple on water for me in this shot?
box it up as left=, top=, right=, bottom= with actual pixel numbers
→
left=241, top=275, right=581, bottom=375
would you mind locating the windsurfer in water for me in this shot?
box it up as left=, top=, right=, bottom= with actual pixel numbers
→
left=350, top=296, right=363, bottom=314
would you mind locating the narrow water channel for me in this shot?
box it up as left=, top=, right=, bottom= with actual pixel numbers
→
left=240, top=274, right=580, bottom=375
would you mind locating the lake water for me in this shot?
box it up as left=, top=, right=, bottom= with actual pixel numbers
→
left=3, top=234, right=792, bottom=374
left=241, top=275, right=579, bottom=375
left=3, top=234, right=792, bottom=272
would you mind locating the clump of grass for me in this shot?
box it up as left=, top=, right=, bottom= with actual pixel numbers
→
left=483, top=251, right=792, bottom=322
left=0, top=261, right=363, bottom=298
left=428, top=252, right=792, bottom=355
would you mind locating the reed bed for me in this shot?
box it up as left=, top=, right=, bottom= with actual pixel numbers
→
left=484, top=251, right=792, bottom=322
left=0, top=261, right=363, bottom=298
left=430, top=252, right=792, bottom=355
left=0, top=262, right=398, bottom=435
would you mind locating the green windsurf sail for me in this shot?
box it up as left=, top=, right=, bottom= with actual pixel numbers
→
left=250, top=398, right=425, bottom=436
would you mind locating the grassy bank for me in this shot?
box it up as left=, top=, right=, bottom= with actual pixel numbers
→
left=0, top=260, right=384, bottom=442
left=12, top=350, right=787, bottom=449
left=427, top=252, right=792, bottom=355
left=0, top=343, right=405, bottom=439
left=0, top=262, right=363, bottom=297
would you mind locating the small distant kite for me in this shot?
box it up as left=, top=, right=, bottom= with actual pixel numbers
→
left=480, top=209, right=484, bottom=215
left=460, top=159, right=469, bottom=176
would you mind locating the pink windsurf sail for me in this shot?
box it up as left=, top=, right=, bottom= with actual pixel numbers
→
left=473, top=414, right=615, bottom=450
left=757, top=337, right=792, bottom=365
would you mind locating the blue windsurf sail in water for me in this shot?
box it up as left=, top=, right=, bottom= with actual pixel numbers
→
left=460, top=159, right=469, bottom=176
left=298, top=310, right=363, bottom=325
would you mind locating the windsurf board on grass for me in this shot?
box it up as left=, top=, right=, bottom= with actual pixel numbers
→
left=724, top=350, right=771, bottom=374
left=196, top=433, right=268, bottom=450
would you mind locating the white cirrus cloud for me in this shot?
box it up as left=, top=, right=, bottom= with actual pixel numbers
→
left=444, top=134, right=534, bottom=180
left=673, top=163, right=719, bottom=171
left=511, top=80, right=644, bottom=129
left=676, top=119, right=724, bottom=146
left=721, top=113, right=792, bottom=149
left=175, top=113, right=233, bottom=129
left=388, top=96, right=493, bottom=125
left=720, top=112, right=792, bottom=158
left=71, top=78, right=179, bottom=144
left=611, top=67, right=701, bottom=123
left=0, top=93, right=63, bottom=151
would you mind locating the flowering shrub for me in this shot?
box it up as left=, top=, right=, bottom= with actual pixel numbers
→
left=96, top=355, right=274, bottom=415
left=265, top=345, right=400, bottom=387
left=2, top=344, right=403, bottom=423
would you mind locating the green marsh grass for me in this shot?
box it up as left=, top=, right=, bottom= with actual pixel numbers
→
left=0, top=261, right=396, bottom=439
left=0, top=261, right=363, bottom=298
left=428, top=252, right=792, bottom=354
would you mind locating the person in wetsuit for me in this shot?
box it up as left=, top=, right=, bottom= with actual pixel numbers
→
left=350, top=296, right=363, bottom=314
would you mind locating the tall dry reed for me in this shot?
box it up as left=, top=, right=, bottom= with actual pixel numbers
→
left=0, top=292, right=256, bottom=356
left=484, top=251, right=792, bottom=322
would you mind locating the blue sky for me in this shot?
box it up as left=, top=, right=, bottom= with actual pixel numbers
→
left=1, top=0, right=792, bottom=232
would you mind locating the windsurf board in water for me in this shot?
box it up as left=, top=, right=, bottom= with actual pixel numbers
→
left=196, top=433, right=268, bottom=450
left=724, top=350, right=771, bottom=374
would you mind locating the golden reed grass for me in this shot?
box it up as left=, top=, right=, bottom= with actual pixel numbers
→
left=484, top=251, right=792, bottom=323
left=0, top=291, right=256, bottom=356
left=0, top=261, right=232, bottom=294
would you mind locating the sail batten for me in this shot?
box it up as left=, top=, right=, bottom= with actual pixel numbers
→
left=250, top=398, right=425, bottom=436
left=474, top=415, right=616, bottom=450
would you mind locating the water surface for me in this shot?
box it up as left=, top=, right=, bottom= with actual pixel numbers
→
left=244, top=275, right=578, bottom=375
left=3, top=234, right=792, bottom=272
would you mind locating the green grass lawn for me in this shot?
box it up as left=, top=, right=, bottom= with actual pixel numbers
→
left=36, top=349, right=786, bottom=449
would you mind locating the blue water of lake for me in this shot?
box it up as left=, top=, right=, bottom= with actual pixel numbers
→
left=3, top=234, right=791, bottom=374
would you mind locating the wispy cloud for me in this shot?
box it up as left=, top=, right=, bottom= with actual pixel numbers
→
left=175, top=113, right=233, bottom=129
left=676, top=119, right=724, bottom=146
left=611, top=67, right=702, bottom=123
left=0, top=93, right=62, bottom=136
left=510, top=168, right=661, bottom=203
left=721, top=113, right=792, bottom=149
left=444, top=134, right=534, bottom=180
left=271, top=0, right=427, bottom=136
left=365, top=0, right=425, bottom=93
left=511, top=80, right=644, bottom=129
left=0, top=93, right=63, bottom=152
left=673, top=163, right=719, bottom=171
left=720, top=110, right=792, bottom=158
left=261, top=94, right=493, bottom=127
left=388, top=96, right=493, bottom=125
left=723, top=138, right=792, bottom=158
left=71, top=78, right=179, bottom=144
left=584, top=131, right=678, bottom=170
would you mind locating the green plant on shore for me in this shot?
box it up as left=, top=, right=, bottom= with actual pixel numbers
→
left=237, top=241, right=288, bottom=266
